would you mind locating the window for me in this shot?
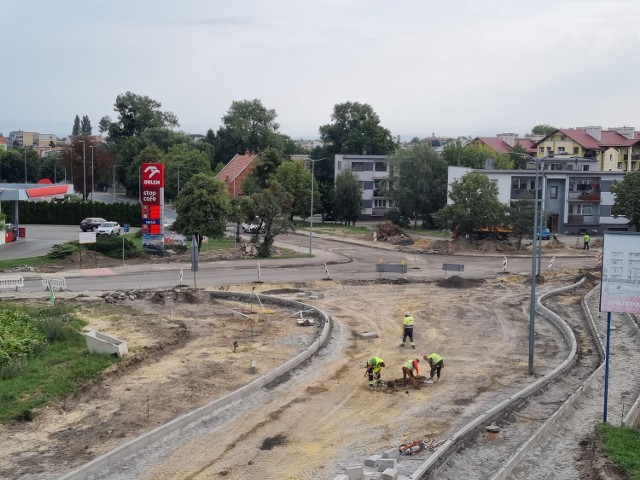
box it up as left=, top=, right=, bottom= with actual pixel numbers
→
left=617, top=162, right=623, bottom=169
left=573, top=204, right=593, bottom=215
left=337, top=161, right=342, bottom=171
left=351, top=162, right=367, bottom=172
left=546, top=147, right=553, bottom=154
left=550, top=186, right=558, bottom=199
left=374, top=199, right=387, bottom=208
left=539, top=147, right=544, bottom=154
left=582, top=165, right=590, bottom=171
left=374, top=180, right=388, bottom=196
left=550, top=164, right=563, bottom=171
left=374, top=161, right=387, bottom=172
left=573, top=147, right=579, bottom=155
left=557, top=147, right=566, bottom=153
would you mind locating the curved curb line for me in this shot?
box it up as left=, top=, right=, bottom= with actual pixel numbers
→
left=58, top=292, right=332, bottom=480
left=409, top=278, right=585, bottom=480
left=622, top=313, right=640, bottom=426
left=489, top=282, right=604, bottom=480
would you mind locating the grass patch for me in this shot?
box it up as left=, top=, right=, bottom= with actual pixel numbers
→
left=0, top=255, right=60, bottom=270
left=403, top=227, right=452, bottom=239
left=293, top=221, right=372, bottom=235
left=597, top=422, right=640, bottom=479
left=0, top=303, right=119, bottom=423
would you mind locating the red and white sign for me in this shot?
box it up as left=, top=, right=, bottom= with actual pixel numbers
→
left=141, top=163, right=164, bottom=188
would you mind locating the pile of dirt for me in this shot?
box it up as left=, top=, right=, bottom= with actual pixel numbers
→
left=403, top=239, right=451, bottom=254
left=545, top=239, right=571, bottom=250
left=436, top=276, right=484, bottom=289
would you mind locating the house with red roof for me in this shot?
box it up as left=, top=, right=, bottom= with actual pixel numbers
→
left=215, top=151, right=259, bottom=197
left=470, top=133, right=539, bottom=157
left=533, top=126, right=640, bottom=172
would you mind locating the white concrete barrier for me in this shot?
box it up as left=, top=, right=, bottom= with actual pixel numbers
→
left=84, top=331, right=128, bottom=358
left=0, top=275, right=24, bottom=291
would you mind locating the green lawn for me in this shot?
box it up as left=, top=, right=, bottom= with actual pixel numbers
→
left=0, top=255, right=60, bottom=270
left=597, top=422, right=640, bottom=479
left=0, top=304, right=119, bottom=423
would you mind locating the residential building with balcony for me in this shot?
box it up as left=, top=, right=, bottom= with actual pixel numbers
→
left=334, top=154, right=392, bottom=217
left=8, top=130, right=38, bottom=147
left=533, top=126, right=640, bottom=172
left=448, top=164, right=631, bottom=235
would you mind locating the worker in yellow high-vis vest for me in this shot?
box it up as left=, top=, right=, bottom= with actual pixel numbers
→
left=402, top=358, right=420, bottom=388
left=423, top=353, right=445, bottom=383
left=400, top=311, right=416, bottom=349
left=364, top=356, right=385, bottom=389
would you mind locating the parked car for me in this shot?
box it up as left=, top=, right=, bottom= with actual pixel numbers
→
left=95, top=221, right=122, bottom=236
left=537, top=228, right=552, bottom=240
left=242, top=222, right=264, bottom=234
left=80, top=217, right=107, bottom=232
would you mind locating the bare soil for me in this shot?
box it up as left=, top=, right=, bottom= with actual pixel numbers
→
left=1, top=274, right=616, bottom=479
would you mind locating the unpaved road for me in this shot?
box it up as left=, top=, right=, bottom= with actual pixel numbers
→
left=4, top=270, right=601, bottom=480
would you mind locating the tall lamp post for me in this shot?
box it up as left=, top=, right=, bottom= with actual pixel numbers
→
left=308, top=157, right=329, bottom=255
left=113, top=164, right=125, bottom=202
left=510, top=152, right=554, bottom=374
left=89, top=145, right=94, bottom=201
left=78, top=140, right=86, bottom=201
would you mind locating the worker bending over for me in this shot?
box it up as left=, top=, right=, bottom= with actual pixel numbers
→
left=424, top=353, right=444, bottom=383
left=364, top=357, right=385, bottom=389
left=402, top=358, right=420, bottom=388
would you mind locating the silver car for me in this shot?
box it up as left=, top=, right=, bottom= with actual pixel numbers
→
left=95, top=222, right=122, bottom=236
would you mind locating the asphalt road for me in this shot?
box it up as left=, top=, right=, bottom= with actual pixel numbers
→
left=0, top=225, right=598, bottom=293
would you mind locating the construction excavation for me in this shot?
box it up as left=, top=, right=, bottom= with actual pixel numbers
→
left=3, top=268, right=640, bottom=479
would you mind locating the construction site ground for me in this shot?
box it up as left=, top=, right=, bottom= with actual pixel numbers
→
left=3, top=266, right=621, bottom=480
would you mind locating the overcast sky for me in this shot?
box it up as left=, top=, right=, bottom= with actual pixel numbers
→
left=3, top=0, right=640, bottom=141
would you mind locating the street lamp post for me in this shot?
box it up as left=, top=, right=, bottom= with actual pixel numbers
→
left=509, top=152, right=554, bottom=375
left=113, top=164, right=125, bottom=202
left=78, top=140, right=86, bottom=201
left=89, top=146, right=94, bottom=201
left=308, top=157, right=329, bottom=255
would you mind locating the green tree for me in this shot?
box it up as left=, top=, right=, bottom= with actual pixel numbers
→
left=508, top=193, right=536, bottom=249
left=246, top=146, right=283, bottom=190
left=442, top=139, right=465, bottom=166
left=0, top=149, right=24, bottom=182
left=212, top=99, right=286, bottom=165
left=273, top=159, right=318, bottom=220
left=80, top=115, right=92, bottom=135
left=432, top=172, right=507, bottom=236
left=334, top=169, right=363, bottom=225
left=99, top=91, right=179, bottom=141
left=163, top=144, right=213, bottom=201
left=317, top=102, right=397, bottom=183
left=611, top=172, right=640, bottom=230
left=173, top=174, right=231, bottom=250
left=248, top=181, right=294, bottom=258
left=509, top=144, right=529, bottom=169
left=72, top=115, right=80, bottom=136
left=531, top=124, right=556, bottom=136
left=388, top=144, right=448, bottom=228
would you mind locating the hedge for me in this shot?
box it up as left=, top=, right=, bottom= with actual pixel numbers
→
left=11, top=201, right=142, bottom=227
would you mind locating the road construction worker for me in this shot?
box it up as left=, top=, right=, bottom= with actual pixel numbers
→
left=583, top=233, right=590, bottom=250
left=423, top=353, right=444, bottom=383
left=402, top=358, right=420, bottom=388
left=400, top=311, right=416, bottom=349
left=364, top=357, right=385, bottom=388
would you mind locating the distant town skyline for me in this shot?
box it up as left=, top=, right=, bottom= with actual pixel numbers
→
left=3, top=1, right=640, bottom=143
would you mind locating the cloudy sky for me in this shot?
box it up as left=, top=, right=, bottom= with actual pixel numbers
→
left=3, top=0, right=640, bottom=141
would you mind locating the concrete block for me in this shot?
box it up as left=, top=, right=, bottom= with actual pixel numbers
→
left=250, top=360, right=257, bottom=374
left=378, top=458, right=397, bottom=472
left=344, top=465, right=363, bottom=480
left=382, top=448, right=399, bottom=459
left=381, top=468, right=399, bottom=480
left=358, top=331, right=378, bottom=340
left=84, top=330, right=128, bottom=358
left=365, top=454, right=382, bottom=467
left=332, top=476, right=349, bottom=480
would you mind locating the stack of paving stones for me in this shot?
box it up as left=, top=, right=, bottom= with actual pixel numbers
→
left=332, top=448, right=401, bottom=480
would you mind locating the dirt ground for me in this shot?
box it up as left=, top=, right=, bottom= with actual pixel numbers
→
left=2, top=269, right=612, bottom=480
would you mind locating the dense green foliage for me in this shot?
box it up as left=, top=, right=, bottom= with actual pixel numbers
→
left=596, top=423, right=640, bottom=479
left=173, top=174, right=231, bottom=250
left=388, top=144, right=448, bottom=228
left=432, top=172, right=507, bottom=235
left=334, top=169, right=363, bottom=225
left=611, top=171, right=640, bottom=230
left=248, top=181, right=294, bottom=257
left=0, top=304, right=119, bottom=423
left=274, top=159, right=317, bottom=219
left=12, top=200, right=141, bottom=227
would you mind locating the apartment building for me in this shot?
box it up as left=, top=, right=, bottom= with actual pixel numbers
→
left=448, top=161, right=630, bottom=235
left=334, top=154, right=392, bottom=217
left=8, top=130, right=39, bottom=147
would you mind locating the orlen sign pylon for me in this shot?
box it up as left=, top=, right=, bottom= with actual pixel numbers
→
left=141, top=163, right=164, bottom=252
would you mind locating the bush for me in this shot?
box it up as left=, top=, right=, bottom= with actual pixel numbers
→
left=0, top=359, right=26, bottom=380
left=89, top=237, right=139, bottom=259
left=40, top=318, right=70, bottom=343
left=49, top=242, right=80, bottom=259
left=12, top=200, right=141, bottom=227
